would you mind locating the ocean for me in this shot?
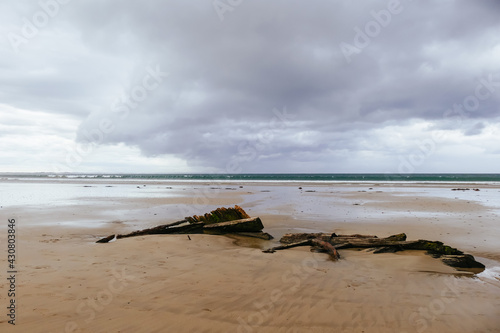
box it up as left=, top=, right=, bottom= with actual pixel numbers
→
left=2, top=173, right=500, bottom=183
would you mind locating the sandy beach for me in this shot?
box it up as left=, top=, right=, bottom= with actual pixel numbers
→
left=1, top=179, right=500, bottom=332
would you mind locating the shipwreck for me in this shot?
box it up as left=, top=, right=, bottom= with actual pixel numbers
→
left=96, top=205, right=485, bottom=273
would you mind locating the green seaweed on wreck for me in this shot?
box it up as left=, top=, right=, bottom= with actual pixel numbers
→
left=185, top=205, right=250, bottom=225
left=411, top=240, right=463, bottom=255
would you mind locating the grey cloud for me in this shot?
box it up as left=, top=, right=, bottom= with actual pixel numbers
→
left=463, top=122, right=486, bottom=136
left=2, top=0, right=500, bottom=172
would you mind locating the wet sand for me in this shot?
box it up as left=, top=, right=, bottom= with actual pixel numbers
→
left=1, top=180, right=500, bottom=332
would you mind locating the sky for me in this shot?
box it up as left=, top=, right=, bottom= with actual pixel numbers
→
left=1, top=0, right=500, bottom=174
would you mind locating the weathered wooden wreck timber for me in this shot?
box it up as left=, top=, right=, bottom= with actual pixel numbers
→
left=279, top=232, right=380, bottom=244
left=96, top=206, right=269, bottom=243
left=185, top=205, right=250, bottom=224
left=96, top=219, right=265, bottom=243
left=203, top=217, right=264, bottom=234
left=264, top=232, right=485, bottom=271
left=263, top=240, right=313, bottom=253
left=119, top=222, right=205, bottom=238
left=440, top=254, right=484, bottom=269
left=263, top=238, right=340, bottom=260
left=95, top=222, right=206, bottom=243
left=310, top=238, right=341, bottom=260
left=163, top=219, right=188, bottom=228
left=95, top=234, right=116, bottom=243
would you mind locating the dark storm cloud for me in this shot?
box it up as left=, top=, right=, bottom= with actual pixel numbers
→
left=2, top=0, right=500, bottom=172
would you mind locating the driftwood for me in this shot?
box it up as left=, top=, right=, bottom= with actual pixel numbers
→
left=310, top=238, right=341, bottom=260
left=264, top=232, right=485, bottom=271
left=96, top=206, right=272, bottom=243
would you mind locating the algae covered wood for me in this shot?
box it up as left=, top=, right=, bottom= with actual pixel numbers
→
left=264, top=232, right=485, bottom=271
left=185, top=205, right=250, bottom=224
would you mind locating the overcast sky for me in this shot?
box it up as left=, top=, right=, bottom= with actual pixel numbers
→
left=1, top=0, right=499, bottom=174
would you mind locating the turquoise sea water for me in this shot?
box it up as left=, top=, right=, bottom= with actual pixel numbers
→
left=2, top=173, right=500, bottom=183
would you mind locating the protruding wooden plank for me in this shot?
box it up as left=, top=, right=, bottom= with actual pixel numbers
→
left=203, top=217, right=264, bottom=234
